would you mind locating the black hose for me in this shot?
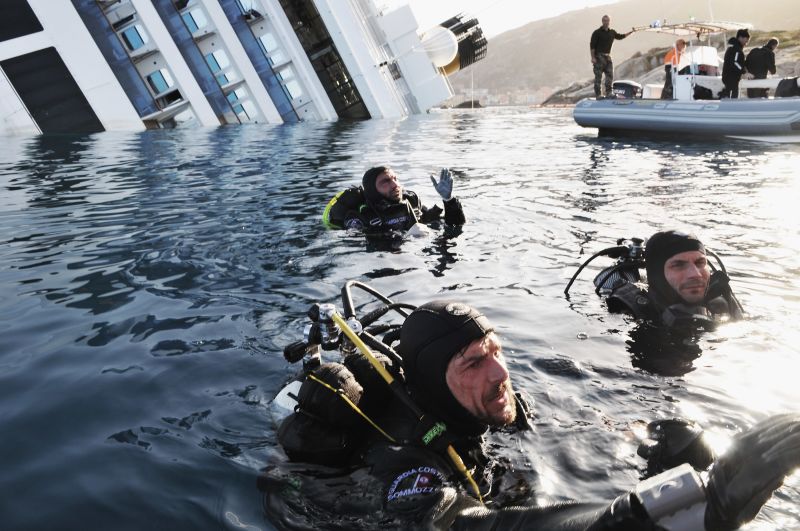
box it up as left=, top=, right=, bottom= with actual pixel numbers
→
left=361, top=303, right=417, bottom=327
left=706, top=249, right=727, bottom=275
left=341, top=281, right=412, bottom=319
left=564, top=246, right=627, bottom=295
left=360, top=330, right=404, bottom=368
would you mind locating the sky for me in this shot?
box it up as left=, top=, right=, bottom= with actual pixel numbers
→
left=387, top=0, right=618, bottom=38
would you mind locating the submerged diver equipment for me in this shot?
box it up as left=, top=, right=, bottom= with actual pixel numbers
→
left=277, top=280, right=485, bottom=503
left=564, top=237, right=645, bottom=295
left=637, top=418, right=715, bottom=476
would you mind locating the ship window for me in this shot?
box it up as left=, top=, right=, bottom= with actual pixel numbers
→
left=146, top=69, right=174, bottom=94
left=205, top=50, right=230, bottom=73
left=182, top=9, right=207, bottom=33
left=121, top=25, right=148, bottom=51
left=275, top=65, right=296, bottom=83
left=284, top=79, right=303, bottom=100
left=259, top=32, right=278, bottom=52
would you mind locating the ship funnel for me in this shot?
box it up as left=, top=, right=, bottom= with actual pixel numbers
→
left=420, top=26, right=459, bottom=68
left=437, top=14, right=488, bottom=76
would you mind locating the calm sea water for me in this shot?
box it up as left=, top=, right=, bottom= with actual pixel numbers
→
left=2, top=107, right=799, bottom=529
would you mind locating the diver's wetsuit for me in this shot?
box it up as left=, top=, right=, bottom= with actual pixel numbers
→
left=342, top=191, right=465, bottom=234
left=262, top=397, right=655, bottom=530
left=360, top=401, right=645, bottom=530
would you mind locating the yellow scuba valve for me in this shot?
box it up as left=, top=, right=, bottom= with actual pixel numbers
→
left=331, top=312, right=485, bottom=504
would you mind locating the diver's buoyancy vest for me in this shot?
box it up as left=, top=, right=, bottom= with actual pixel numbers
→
left=322, top=187, right=422, bottom=231
left=322, top=186, right=365, bottom=229
left=277, top=352, right=398, bottom=466
left=607, top=282, right=735, bottom=329
left=606, top=282, right=655, bottom=320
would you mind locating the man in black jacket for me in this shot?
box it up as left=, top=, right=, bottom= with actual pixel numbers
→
left=331, top=166, right=465, bottom=236
left=263, top=301, right=799, bottom=530
left=746, top=38, right=779, bottom=98
left=606, top=230, right=743, bottom=328
left=589, top=15, right=633, bottom=98
left=721, top=28, right=750, bottom=98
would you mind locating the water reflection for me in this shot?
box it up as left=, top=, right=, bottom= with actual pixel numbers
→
left=626, top=323, right=703, bottom=377
left=1, top=108, right=799, bottom=529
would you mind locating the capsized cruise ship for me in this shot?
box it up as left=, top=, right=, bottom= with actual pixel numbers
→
left=0, top=0, right=487, bottom=135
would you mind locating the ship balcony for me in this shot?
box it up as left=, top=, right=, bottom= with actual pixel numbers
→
left=129, top=44, right=159, bottom=63
left=141, top=98, right=191, bottom=123
left=220, top=79, right=246, bottom=93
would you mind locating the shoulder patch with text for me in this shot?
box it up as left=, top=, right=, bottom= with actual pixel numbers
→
left=386, top=466, right=446, bottom=501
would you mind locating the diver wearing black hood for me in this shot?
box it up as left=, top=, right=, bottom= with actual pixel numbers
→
left=263, top=300, right=799, bottom=530
left=325, top=165, right=465, bottom=233
left=607, top=231, right=743, bottom=327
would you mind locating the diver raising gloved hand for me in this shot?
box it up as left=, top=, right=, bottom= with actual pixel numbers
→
left=263, top=283, right=794, bottom=530
left=322, top=165, right=466, bottom=234
left=565, top=230, right=744, bottom=329
left=430, top=167, right=454, bottom=201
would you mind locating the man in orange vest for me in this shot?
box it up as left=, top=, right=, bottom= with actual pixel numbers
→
left=661, top=39, right=686, bottom=99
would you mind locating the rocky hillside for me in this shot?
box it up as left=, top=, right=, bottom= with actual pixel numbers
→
left=543, top=29, right=800, bottom=104
left=449, top=0, right=800, bottom=100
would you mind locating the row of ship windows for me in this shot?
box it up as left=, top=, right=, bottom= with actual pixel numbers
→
left=119, top=20, right=303, bottom=102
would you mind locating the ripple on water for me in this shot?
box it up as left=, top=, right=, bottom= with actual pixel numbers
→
left=0, top=109, right=799, bottom=528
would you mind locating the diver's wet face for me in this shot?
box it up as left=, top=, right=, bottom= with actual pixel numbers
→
left=445, top=333, right=516, bottom=427
left=664, top=250, right=710, bottom=305
left=375, top=170, right=403, bottom=202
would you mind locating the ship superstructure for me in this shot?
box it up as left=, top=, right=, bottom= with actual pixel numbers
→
left=0, top=0, right=486, bottom=135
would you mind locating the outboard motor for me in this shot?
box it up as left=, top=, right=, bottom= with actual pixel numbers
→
left=612, top=80, right=643, bottom=99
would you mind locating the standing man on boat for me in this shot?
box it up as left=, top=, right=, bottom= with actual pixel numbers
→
left=746, top=38, right=779, bottom=98
left=721, top=28, right=750, bottom=98
left=661, top=39, right=687, bottom=99
left=590, top=15, right=633, bottom=99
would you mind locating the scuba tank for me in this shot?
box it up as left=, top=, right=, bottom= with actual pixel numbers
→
left=564, top=238, right=646, bottom=295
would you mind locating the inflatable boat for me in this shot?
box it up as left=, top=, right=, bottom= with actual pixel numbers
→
left=573, top=23, right=800, bottom=143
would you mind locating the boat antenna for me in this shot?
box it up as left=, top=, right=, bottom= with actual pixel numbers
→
left=708, top=0, right=714, bottom=21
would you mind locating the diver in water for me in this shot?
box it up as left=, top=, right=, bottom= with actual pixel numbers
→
left=322, top=166, right=466, bottom=235
left=611, top=231, right=743, bottom=327
left=264, top=296, right=797, bottom=530
left=567, top=231, right=743, bottom=329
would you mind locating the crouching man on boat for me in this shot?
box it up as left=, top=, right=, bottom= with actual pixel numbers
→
left=262, top=300, right=798, bottom=530
left=322, top=166, right=466, bottom=236
left=605, top=231, right=743, bottom=328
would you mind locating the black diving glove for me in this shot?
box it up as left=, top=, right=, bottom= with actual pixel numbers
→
left=705, top=413, right=800, bottom=530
